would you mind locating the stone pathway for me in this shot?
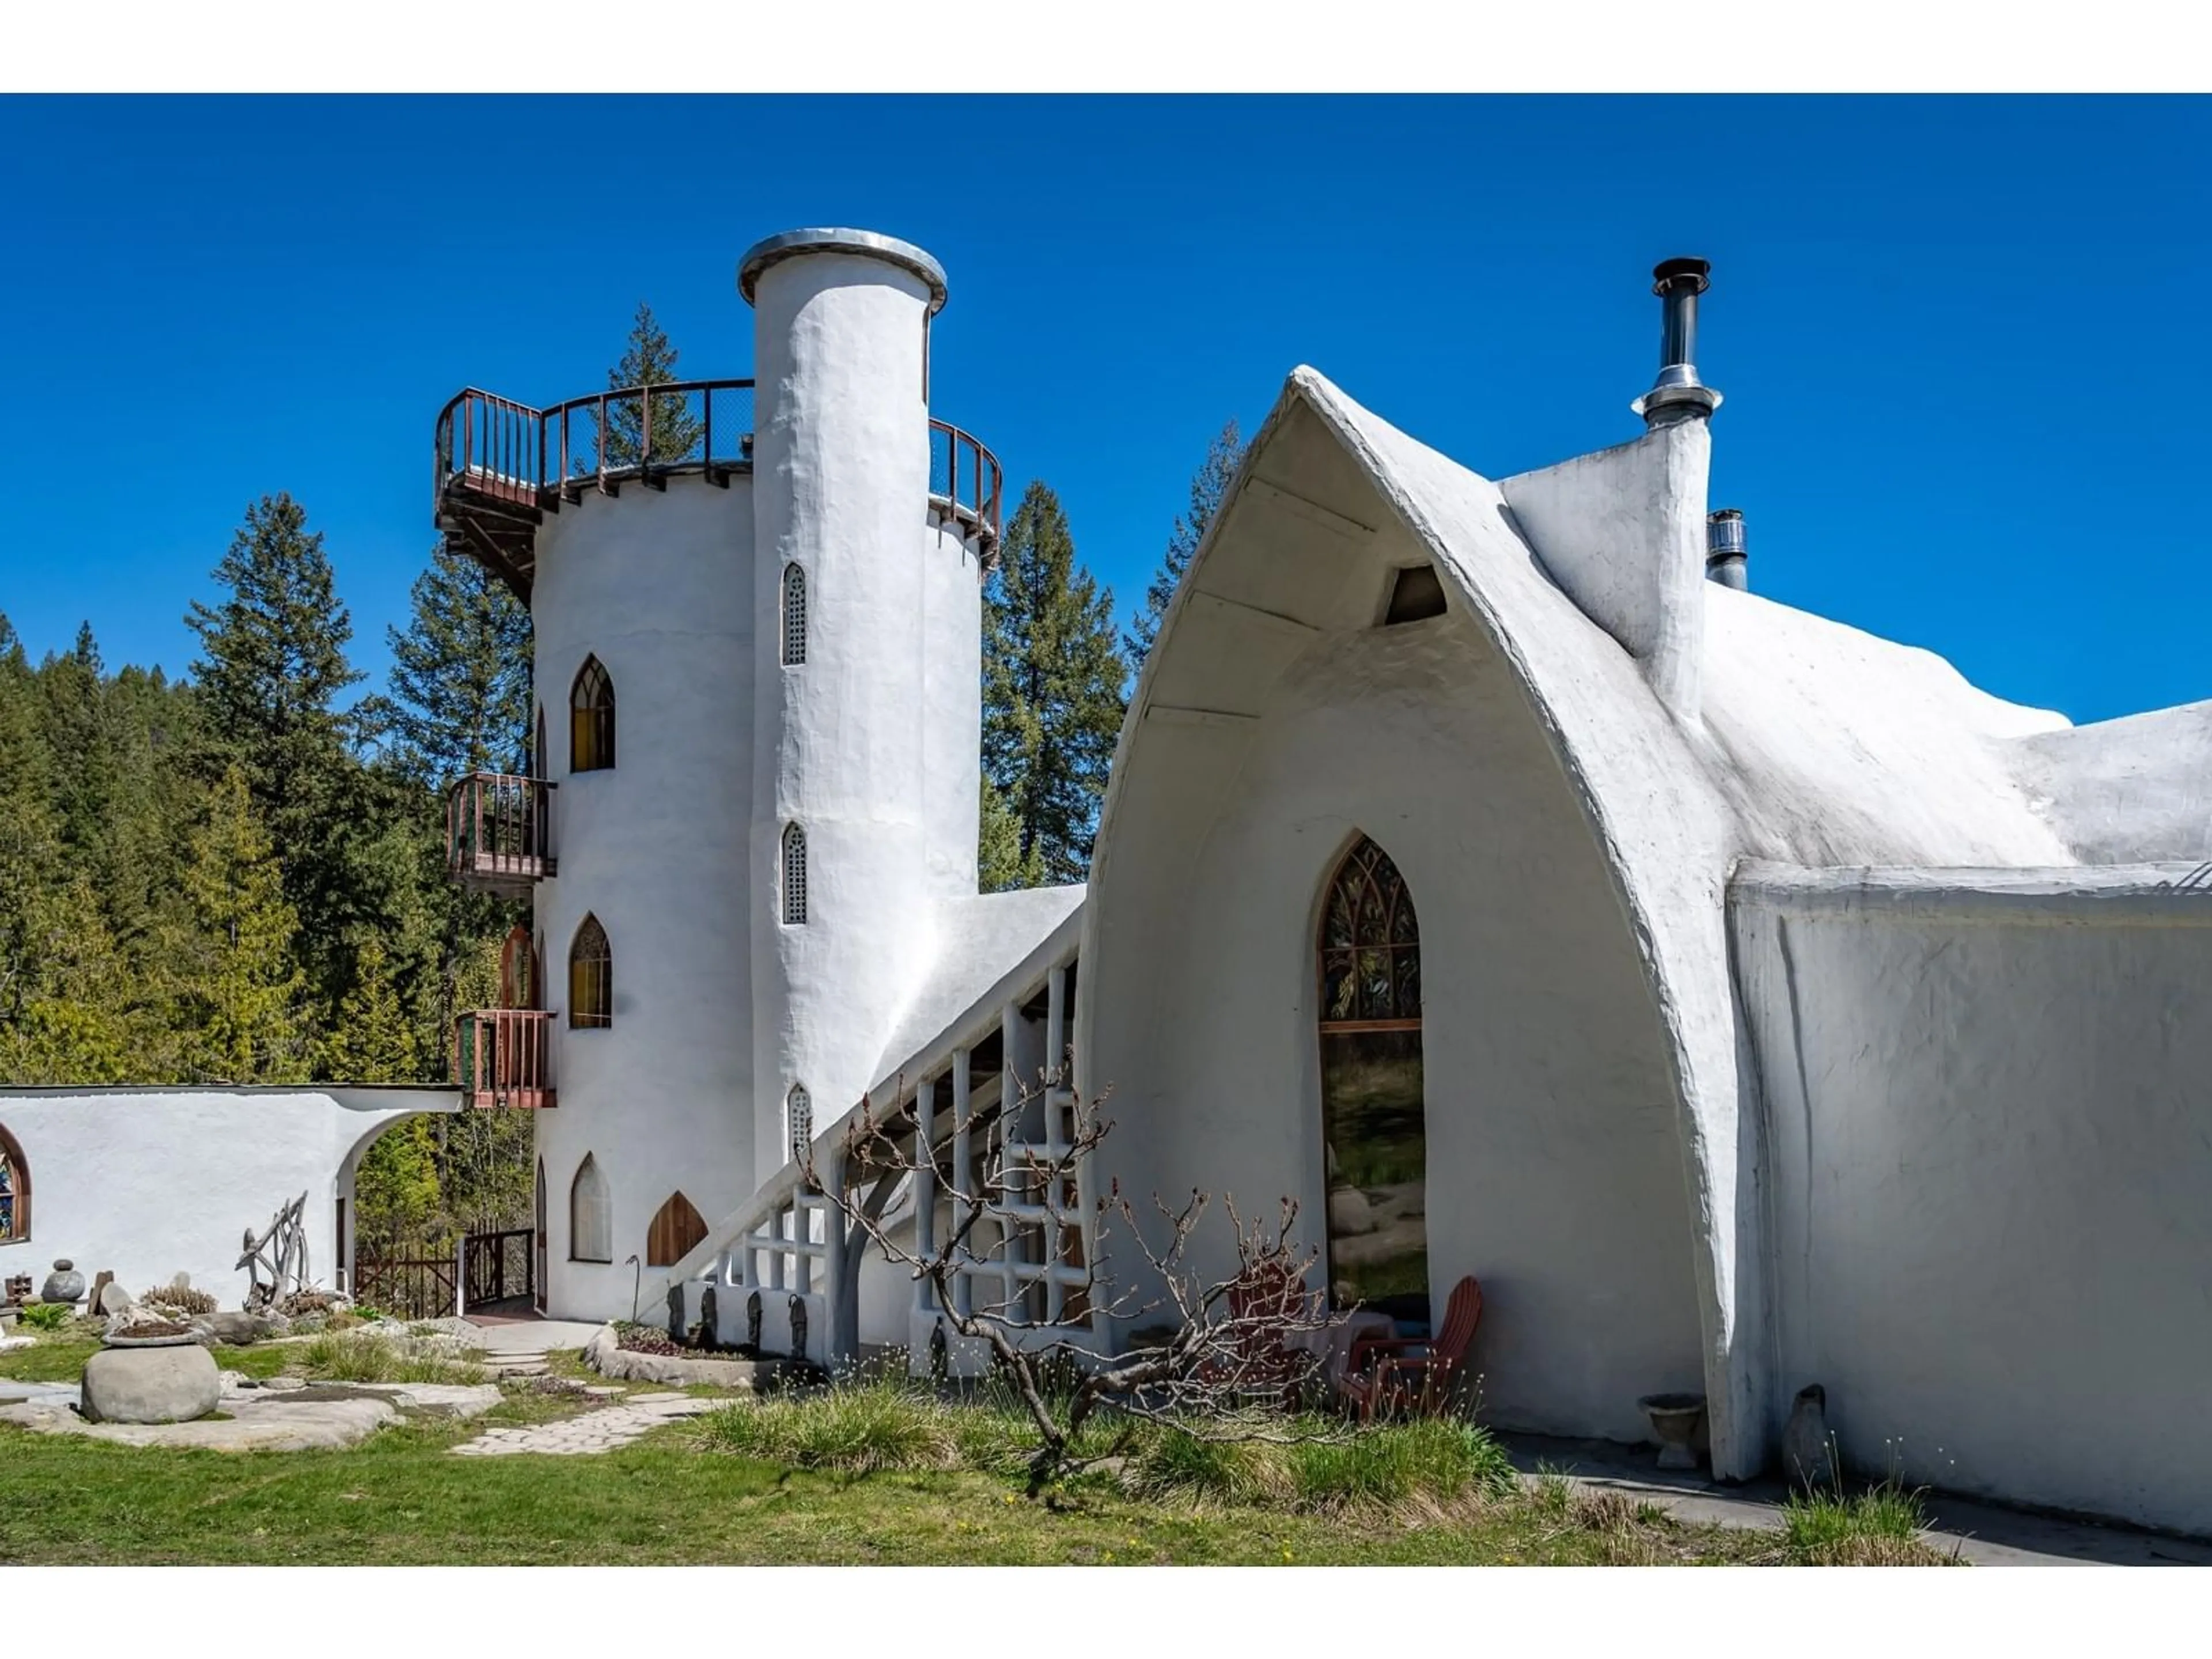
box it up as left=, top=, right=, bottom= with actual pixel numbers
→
left=449, top=1390, right=714, bottom=1457
left=0, top=1374, right=502, bottom=1451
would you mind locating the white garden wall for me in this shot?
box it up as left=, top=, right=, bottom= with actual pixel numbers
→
left=0, top=1087, right=455, bottom=1308
left=1733, top=865, right=2212, bottom=1534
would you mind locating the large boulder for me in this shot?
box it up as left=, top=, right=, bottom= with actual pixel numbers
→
left=96, top=1282, right=135, bottom=1318
left=81, top=1344, right=222, bottom=1425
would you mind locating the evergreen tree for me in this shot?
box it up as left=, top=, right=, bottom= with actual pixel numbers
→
left=1125, top=419, right=1245, bottom=666
left=370, top=543, right=533, bottom=787
left=317, top=938, right=418, bottom=1082
left=185, top=493, right=364, bottom=903
left=601, top=302, right=703, bottom=467
left=978, top=776, right=1043, bottom=893
left=168, top=765, right=312, bottom=1084
left=982, top=482, right=1128, bottom=886
left=323, top=940, right=442, bottom=1247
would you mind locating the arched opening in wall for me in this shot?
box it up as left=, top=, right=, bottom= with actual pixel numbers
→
left=1316, top=834, right=1429, bottom=1330
left=646, top=1191, right=707, bottom=1268
left=0, top=1123, right=29, bottom=1245
left=533, top=1157, right=548, bottom=1314
left=570, top=1154, right=612, bottom=1263
left=786, top=1084, right=812, bottom=1165
left=569, top=914, right=612, bottom=1029
left=782, top=824, right=808, bottom=925
left=570, top=655, right=615, bottom=772
left=535, top=706, right=548, bottom=779
left=781, top=563, right=808, bottom=665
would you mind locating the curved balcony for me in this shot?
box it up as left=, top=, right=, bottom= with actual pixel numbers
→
left=435, top=380, right=1004, bottom=600
left=446, top=772, right=555, bottom=896
left=455, top=1009, right=555, bottom=1110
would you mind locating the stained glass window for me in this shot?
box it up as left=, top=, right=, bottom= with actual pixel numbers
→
left=1317, top=837, right=1428, bottom=1324
left=569, top=914, right=612, bottom=1029
left=0, top=1127, right=22, bottom=1243
left=570, top=656, right=616, bottom=772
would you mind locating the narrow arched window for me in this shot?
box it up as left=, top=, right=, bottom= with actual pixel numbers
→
left=570, top=656, right=615, bottom=772
left=570, top=1154, right=611, bottom=1263
left=0, top=1124, right=28, bottom=1245
left=569, top=913, right=612, bottom=1029
left=647, top=1191, right=707, bottom=1268
left=534, top=706, right=548, bottom=779
left=782, top=823, right=808, bottom=925
left=1316, top=835, right=1427, bottom=1321
left=781, top=563, right=808, bottom=666
left=786, top=1085, right=812, bottom=1163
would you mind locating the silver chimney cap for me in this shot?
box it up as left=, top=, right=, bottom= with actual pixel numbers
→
left=1706, top=507, right=1748, bottom=590
left=1633, top=256, right=1724, bottom=426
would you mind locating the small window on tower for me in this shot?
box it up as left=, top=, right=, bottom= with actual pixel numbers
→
left=787, top=1085, right=812, bottom=1164
left=781, top=564, right=807, bottom=666
left=1384, top=564, right=1448, bottom=625
left=782, top=824, right=808, bottom=925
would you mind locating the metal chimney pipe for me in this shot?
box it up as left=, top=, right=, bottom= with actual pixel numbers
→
left=1706, top=507, right=1748, bottom=590
left=1633, top=256, right=1722, bottom=426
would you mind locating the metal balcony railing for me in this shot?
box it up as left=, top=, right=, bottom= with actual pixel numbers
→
left=455, top=1009, right=556, bottom=1110
left=434, top=377, right=1003, bottom=600
left=446, top=772, right=555, bottom=895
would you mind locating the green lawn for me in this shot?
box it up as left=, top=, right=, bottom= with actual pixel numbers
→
left=0, top=1342, right=1948, bottom=1567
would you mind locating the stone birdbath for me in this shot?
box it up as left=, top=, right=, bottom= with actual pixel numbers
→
left=1637, top=1392, right=1707, bottom=1472
left=82, top=1319, right=222, bottom=1424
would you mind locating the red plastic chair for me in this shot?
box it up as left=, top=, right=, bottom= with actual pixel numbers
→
left=1339, top=1275, right=1483, bottom=1422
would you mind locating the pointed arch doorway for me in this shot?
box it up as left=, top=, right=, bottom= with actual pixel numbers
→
left=533, top=1157, right=548, bottom=1315
left=1316, top=834, right=1430, bottom=1332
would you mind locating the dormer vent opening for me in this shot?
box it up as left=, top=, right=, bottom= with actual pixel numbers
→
left=1384, top=563, right=1448, bottom=625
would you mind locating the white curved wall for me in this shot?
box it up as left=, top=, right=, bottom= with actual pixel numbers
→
left=749, top=249, right=943, bottom=1185
left=922, top=517, right=984, bottom=899
left=531, top=475, right=756, bottom=1320
left=1734, top=868, right=2212, bottom=1535
left=1085, top=603, right=1708, bottom=1444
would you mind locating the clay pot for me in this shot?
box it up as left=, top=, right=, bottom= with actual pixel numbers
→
left=1638, top=1392, right=1707, bottom=1472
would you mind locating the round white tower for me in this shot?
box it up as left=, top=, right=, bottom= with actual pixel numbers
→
left=527, top=457, right=757, bottom=1319
left=741, top=228, right=982, bottom=1185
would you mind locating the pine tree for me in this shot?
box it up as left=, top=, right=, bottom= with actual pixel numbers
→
left=601, top=302, right=703, bottom=467
left=1125, top=419, right=1245, bottom=667
left=318, top=938, right=418, bottom=1082
left=978, top=776, right=1043, bottom=893
left=169, top=765, right=312, bottom=1084
left=982, top=482, right=1128, bottom=886
left=370, top=543, right=533, bottom=787
left=185, top=493, right=364, bottom=902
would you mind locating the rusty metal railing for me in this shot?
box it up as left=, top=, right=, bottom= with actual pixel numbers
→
left=929, top=419, right=1004, bottom=546
left=446, top=772, right=555, bottom=894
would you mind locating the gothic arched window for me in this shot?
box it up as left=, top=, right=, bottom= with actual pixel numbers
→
left=1316, top=835, right=1428, bottom=1321
left=781, top=564, right=808, bottom=666
left=570, top=656, right=615, bottom=773
left=0, top=1124, right=27, bottom=1245
left=782, top=824, right=808, bottom=925
left=569, top=914, right=612, bottom=1029
left=570, top=1154, right=612, bottom=1263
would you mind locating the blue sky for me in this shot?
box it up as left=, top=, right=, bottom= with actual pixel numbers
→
left=2, top=94, right=2206, bottom=725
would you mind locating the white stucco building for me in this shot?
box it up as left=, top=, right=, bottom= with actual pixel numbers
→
left=7, top=228, right=2207, bottom=1539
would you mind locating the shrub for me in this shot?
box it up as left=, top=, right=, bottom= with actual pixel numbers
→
left=141, top=1285, right=217, bottom=1317
left=19, top=1302, right=70, bottom=1332
left=1127, top=1427, right=1287, bottom=1507
left=279, top=1289, right=344, bottom=1318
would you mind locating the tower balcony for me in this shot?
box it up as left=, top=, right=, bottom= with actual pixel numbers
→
left=434, top=380, right=1002, bottom=601
left=446, top=772, right=555, bottom=896
left=454, top=1009, right=555, bottom=1110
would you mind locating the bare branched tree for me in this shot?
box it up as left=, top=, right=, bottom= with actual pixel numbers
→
left=810, top=1071, right=1348, bottom=1495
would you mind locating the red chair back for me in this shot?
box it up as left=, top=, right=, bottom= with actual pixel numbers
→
left=1433, top=1275, right=1483, bottom=1365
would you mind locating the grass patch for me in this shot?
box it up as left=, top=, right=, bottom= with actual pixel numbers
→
left=289, top=1333, right=488, bottom=1387
left=1781, top=1478, right=1959, bottom=1566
